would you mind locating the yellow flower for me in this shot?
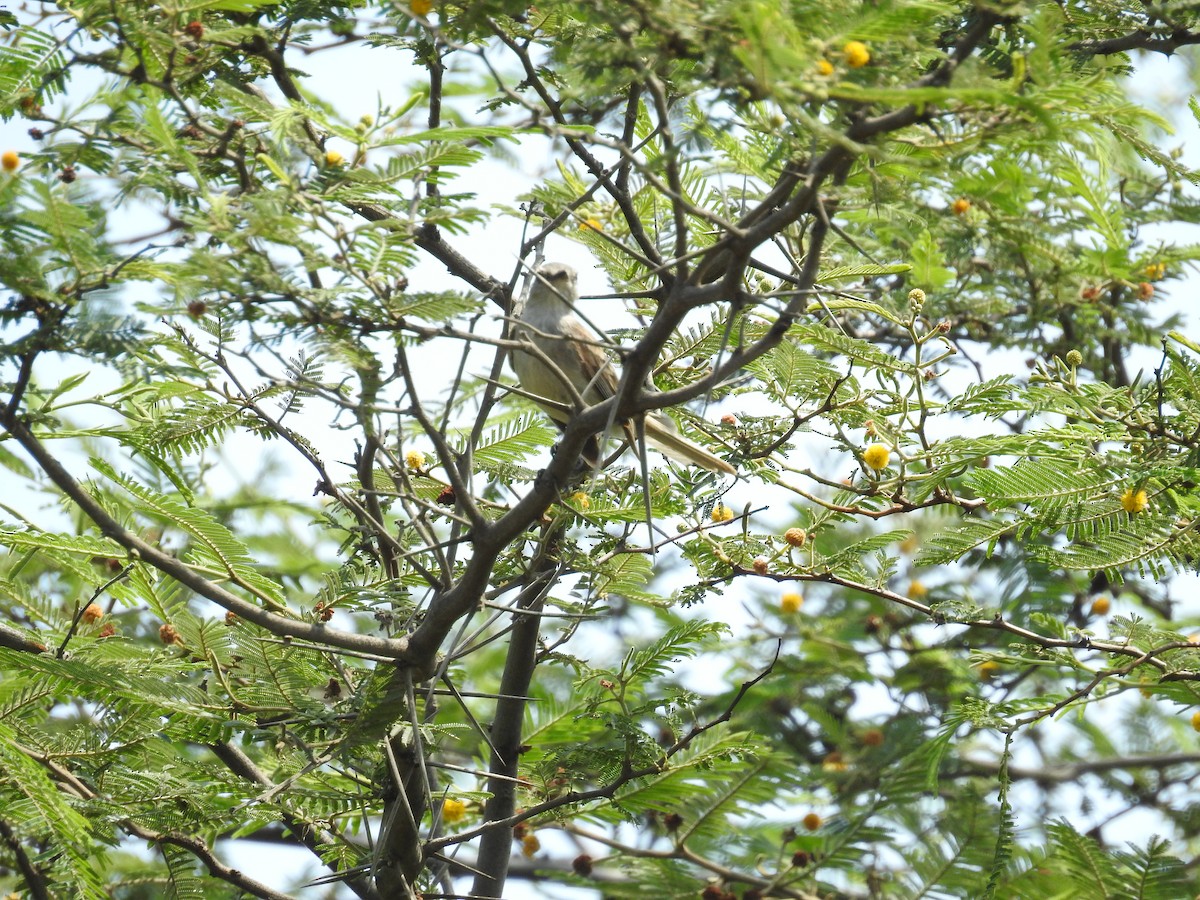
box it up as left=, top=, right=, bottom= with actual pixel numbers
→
left=951, top=197, right=970, bottom=215
left=815, top=59, right=834, bottom=76
left=1192, top=711, right=1200, bottom=733
left=1090, top=595, right=1111, bottom=616
left=569, top=491, right=590, bottom=510
left=441, top=798, right=467, bottom=823
left=578, top=217, right=603, bottom=232
left=783, top=527, right=807, bottom=548
left=843, top=40, right=870, bottom=68
left=411, top=0, right=433, bottom=14
left=863, top=443, right=890, bottom=471
left=711, top=503, right=735, bottom=523
left=324, top=150, right=345, bottom=167
left=1, top=151, right=19, bottom=172
left=1120, top=488, right=1148, bottom=514
left=405, top=450, right=426, bottom=470
left=908, top=580, right=927, bottom=599
left=521, top=832, right=540, bottom=857
left=802, top=811, right=823, bottom=830
left=780, top=591, right=803, bottom=613
left=821, top=751, right=847, bottom=772
left=1142, top=261, right=1166, bottom=281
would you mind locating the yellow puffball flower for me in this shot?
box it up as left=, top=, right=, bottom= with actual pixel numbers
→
left=521, top=832, right=540, bottom=857
left=711, top=503, right=735, bottom=523
left=569, top=491, right=590, bottom=510
left=1090, top=595, right=1111, bottom=617
left=843, top=41, right=870, bottom=68
left=1192, top=711, right=1200, bottom=733
left=324, top=150, right=345, bottom=167
left=1, top=151, right=19, bottom=172
left=815, top=59, right=834, bottom=76
left=821, top=752, right=848, bottom=772
left=863, top=444, right=890, bottom=471
left=1120, top=488, right=1148, bottom=514
left=441, top=798, right=467, bottom=823
left=1143, top=261, right=1166, bottom=281
left=802, top=812, right=823, bottom=830
left=578, top=217, right=603, bottom=232
left=783, top=527, right=807, bottom=548
left=951, top=197, right=971, bottom=216
left=780, top=591, right=803, bottom=613
left=405, top=450, right=426, bottom=470
left=908, top=580, right=928, bottom=599
left=411, top=0, right=434, bottom=15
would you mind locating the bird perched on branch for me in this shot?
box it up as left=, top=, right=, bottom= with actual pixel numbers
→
left=511, top=262, right=735, bottom=475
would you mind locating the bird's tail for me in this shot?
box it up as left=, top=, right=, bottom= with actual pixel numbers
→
left=642, top=415, right=735, bottom=475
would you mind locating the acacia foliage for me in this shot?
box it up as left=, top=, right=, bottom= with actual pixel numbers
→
left=3, top=1, right=1200, bottom=898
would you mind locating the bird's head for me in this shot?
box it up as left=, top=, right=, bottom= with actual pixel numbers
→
left=533, top=262, right=578, bottom=303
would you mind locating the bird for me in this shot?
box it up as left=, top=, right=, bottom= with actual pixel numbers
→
left=510, top=262, right=735, bottom=475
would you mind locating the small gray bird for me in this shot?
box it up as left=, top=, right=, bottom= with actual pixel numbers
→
left=511, top=262, right=735, bottom=474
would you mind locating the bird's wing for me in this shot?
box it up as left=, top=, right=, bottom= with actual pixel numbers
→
left=562, top=317, right=619, bottom=405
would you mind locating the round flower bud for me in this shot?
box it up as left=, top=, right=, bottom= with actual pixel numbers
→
left=1, top=151, right=19, bottom=172
left=861, top=728, right=885, bottom=747
left=802, top=812, right=822, bottom=831
left=572, top=854, right=594, bottom=877
left=783, top=527, right=807, bottom=547
left=752, top=557, right=769, bottom=575
left=1065, top=350, right=1083, bottom=368
left=82, top=603, right=103, bottom=624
